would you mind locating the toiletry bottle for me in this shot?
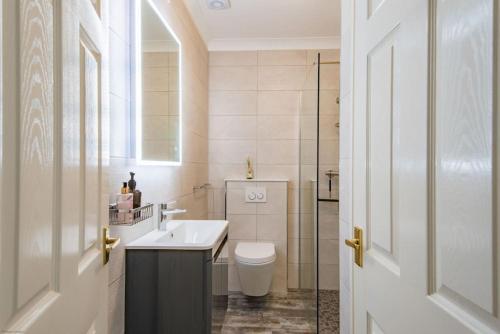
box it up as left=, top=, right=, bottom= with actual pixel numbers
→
left=117, top=182, right=133, bottom=223
left=128, top=172, right=136, bottom=192
left=120, top=182, right=128, bottom=194
left=128, top=172, right=142, bottom=209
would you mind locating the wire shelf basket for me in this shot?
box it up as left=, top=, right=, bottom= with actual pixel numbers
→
left=109, top=203, right=154, bottom=226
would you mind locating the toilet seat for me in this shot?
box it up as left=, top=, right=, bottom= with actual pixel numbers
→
left=235, top=242, right=275, bottom=264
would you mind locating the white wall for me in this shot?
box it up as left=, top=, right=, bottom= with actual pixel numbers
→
left=339, top=0, right=354, bottom=333
left=106, top=1, right=209, bottom=333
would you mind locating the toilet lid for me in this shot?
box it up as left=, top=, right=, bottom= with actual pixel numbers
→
left=235, top=242, right=276, bottom=264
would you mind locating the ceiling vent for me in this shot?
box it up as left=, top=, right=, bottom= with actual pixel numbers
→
left=206, top=0, right=231, bottom=10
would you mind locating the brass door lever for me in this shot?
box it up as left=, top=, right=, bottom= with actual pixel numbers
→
left=345, top=227, right=363, bottom=267
left=102, top=227, right=120, bottom=265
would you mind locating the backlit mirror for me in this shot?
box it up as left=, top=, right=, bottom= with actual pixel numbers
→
left=135, top=0, right=181, bottom=165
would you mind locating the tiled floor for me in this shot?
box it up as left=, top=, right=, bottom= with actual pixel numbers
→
left=319, top=290, right=340, bottom=333
left=215, top=290, right=339, bottom=334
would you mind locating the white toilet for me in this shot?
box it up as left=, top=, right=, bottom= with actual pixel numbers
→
left=235, top=242, right=276, bottom=297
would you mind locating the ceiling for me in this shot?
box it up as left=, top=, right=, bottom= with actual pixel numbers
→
left=183, top=0, right=341, bottom=50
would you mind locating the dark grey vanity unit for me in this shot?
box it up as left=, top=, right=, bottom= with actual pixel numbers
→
left=125, top=235, right=227, bottom=334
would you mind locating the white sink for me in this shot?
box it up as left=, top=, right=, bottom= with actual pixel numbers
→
left=126, top=220, right=228, bottom=250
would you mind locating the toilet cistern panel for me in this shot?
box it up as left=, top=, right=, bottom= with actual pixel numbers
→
left=245, top=187, right=267, bottom=203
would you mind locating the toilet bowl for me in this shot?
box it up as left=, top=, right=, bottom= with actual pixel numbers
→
left=235, top=242, right=276, bottom=296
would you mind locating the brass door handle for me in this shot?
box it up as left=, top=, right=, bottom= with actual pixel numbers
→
left=102, top=227, right=120, bottom=265
left=345, top=238, right=360, bottom=250
left=345, top=227, right=363, bottom=267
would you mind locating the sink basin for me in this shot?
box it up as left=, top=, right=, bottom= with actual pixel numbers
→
left=126, top=220, right=228, bottom=250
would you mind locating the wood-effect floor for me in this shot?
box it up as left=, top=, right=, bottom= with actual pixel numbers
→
left=214, top=290, right=339, bottom=334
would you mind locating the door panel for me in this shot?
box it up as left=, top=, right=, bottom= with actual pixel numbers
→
left=81, top=37, right=101, bottom=254
left=432, top=0, right=495, bottom=316
left=18, top=0, right=55, bottom=309
left=1, top=0, right=109, bottom=333
left=366, top=27, right=399, bottom=273
left=352, top=0, right=500, bottom=332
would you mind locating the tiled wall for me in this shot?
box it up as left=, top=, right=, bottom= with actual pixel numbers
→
left=226, top=180, right=288, bottom=293
left=207, top=50, right=339, bottom=290
left=106, top=1, right=209, bottom=333
left=339, top=0, right=355, bottom=332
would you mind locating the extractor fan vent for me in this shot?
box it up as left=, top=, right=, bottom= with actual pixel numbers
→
left=206, top=0, right=231, bottom=10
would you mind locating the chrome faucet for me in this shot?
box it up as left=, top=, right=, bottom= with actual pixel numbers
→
left=158, top=203, right=187, bottom=231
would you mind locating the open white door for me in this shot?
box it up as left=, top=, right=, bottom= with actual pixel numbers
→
left=350, top=0, right=499, bottom=333
left=1, top=1, right=111, bottom=333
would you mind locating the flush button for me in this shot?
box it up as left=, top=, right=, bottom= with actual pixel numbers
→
left=245, top=187, right=267, bottom=203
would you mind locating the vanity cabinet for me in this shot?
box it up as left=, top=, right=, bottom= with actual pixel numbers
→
left=125, top=249, right=214, bottom=334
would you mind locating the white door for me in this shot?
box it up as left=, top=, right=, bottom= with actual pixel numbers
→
left=350, top=0, right=499, bottom=333
left=1, top=0, right=110, bottom=333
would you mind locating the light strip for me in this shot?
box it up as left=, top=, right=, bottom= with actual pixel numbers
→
left=135, top=0, right=183, bottom=166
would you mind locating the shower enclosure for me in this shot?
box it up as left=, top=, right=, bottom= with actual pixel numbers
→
left=299, top=53, right=340, bottom=333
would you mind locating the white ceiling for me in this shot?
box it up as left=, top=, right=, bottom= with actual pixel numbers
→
left=183, top=0, right=341, bottom=50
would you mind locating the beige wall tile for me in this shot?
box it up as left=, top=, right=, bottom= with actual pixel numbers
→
left=258, top=66, right=308, bottom=90
left=209, top=163, right=248, bottom=188
left=319, top=264, right=339, bottom=290
left=257, top=116, right=299, bottom=140
left=209, top=115, right=257, bottom=140
left=143, top=91, right=169, bottom=115
left=228, top=264, right=241, bottom=291
left=257, top=165, right=298, bottom=188
left=210, top=51, right=258, bottom=66
left=257, top=140, right=299, bottom=165
left=258, top=50, right=307, bottom=66
left=288, top=238, right=299, bottom=264
left=210, top=91, right=257, bottom=115
left=143, top=52, right=169, bottom=67
left=319, top=239, right=339, bottom=265
left=288, top=264, right=299, bottom=289
left=143, top=115, right=169, bottom=140
left=287, top=213, right=299, bottom=239
left=258, top=91, right=300, bottom=116
left=168, top=91, right=180, bottom=115
left=228, top=214, right=257, bottom=240
left=143, top=67, right=169, bottom=91
left=257, top=214, right=287, bottom=241
left=320, top=64, right=340, bottom=90
left=169, top=66, right=179, bottom=91
left=209, top=139, right=256, bottom=164
left=210, top=66, right=258, bottom=91
left=269, top=240, right=288, bottom=292
left=287, top=188, right=300, bottom=214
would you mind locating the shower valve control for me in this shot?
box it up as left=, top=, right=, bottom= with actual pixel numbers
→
left=245, top=187, right=267, bottom=203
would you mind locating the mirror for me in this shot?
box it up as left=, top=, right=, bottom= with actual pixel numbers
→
left=135, top=0, right=181, bottom=165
